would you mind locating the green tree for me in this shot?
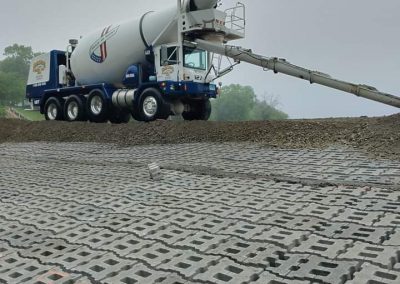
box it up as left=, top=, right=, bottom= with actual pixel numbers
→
left=211, top=84, right=256, bottom=121
left=250, top=96, right=288, bottom=120
left=0, top=72, right=25, bottom=105
left=0, top=105, right=5, bottom=118
left=211, top=84, right=288, bottom=121
left=0, top=44, right=40, bottom=77
left=0, top=44, right=41, bottom=106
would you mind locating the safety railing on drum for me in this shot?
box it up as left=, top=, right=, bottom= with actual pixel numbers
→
left=225, top=2, right=246, bottom=34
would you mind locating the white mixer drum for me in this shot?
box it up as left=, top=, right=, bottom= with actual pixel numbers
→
left=70, top=0, right=219, bottom=86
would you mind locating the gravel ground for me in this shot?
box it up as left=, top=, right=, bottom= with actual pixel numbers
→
left=0, top=142, right=400, bottom=283
left=0, top=114, right=399, bottom=159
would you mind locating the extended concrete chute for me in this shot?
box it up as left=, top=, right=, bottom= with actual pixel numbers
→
left=195, top=39, right=400, bottom=109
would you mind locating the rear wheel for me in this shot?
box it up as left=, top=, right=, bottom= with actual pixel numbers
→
left=182, top=99, right=211, bottom=121
left=64, top=95, right=86, bottom=122
left=87, top=90, right=108, bottom=123
left=44, top=97, right=64, bottom=121
left=138, top=88, right=170, bottom=122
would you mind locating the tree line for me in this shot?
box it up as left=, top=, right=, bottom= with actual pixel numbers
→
left=211, top=84, right=288, bottom=121
left=0, top=44, right=41, bottom=106
left=0, top=44, right=288, bottom=120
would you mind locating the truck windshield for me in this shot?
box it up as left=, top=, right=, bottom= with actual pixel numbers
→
left=184, top=47, right=207, bottom=70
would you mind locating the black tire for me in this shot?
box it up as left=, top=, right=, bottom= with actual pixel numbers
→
left=138, top=88, right=170, bottom=122
left=87, top=90, right=108, bottom=123
left=109, top=108, right=131, bottom=124
left=44, top=97, right=64, bottom=121
left=182, top=99, right=211, bottom=121
left=64, top=95, right=86, bottom=122
left=131, top=109, right=142, bottom=122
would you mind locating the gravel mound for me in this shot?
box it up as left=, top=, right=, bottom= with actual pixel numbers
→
left=0, top=114, right=399, bottom=159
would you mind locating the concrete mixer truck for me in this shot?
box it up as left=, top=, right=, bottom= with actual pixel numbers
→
left=26, top=0, right=400, bottom=123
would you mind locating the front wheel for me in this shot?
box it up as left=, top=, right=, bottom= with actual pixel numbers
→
left=137, top=88, right=170, bottom=122
left=87, top=90, right=108, bottom=123
left=44, top=97, right=64, bottom=121
left=182, top=99, right=211, bottom=121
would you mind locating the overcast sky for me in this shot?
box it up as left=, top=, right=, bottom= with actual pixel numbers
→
left=1, top=0, right=399, bottom=118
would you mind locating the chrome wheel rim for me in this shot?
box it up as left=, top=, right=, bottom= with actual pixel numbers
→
left=67, top=101, right=79, bottom=120
left=143, top=96, right=158, bottom=117
left=90, top=95, right=103, bottom=115
left=47, top=103, right=58, bottom=120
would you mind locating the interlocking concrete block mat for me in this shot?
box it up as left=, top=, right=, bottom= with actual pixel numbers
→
left=0, top=142, right=399, bottom=283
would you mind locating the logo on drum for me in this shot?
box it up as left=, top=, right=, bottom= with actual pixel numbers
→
left=89, top=25, right=120, bottom=63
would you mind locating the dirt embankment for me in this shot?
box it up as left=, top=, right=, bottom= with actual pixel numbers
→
left=0, top=115, right=399, bottom=159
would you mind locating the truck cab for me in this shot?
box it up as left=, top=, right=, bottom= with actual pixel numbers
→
left=155, top=44, right=212, bottom=83
left=26, top=51, right=68, bottom=108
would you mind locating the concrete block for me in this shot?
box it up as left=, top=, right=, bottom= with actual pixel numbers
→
left=333, top=223, right=392, bottom=244
left=133, top=243, right=183, bottom=267
left=154, top=273, right=195, bottom=284
left=158, top=250, right=221, bottom=278
left=148, top=162, right=162, bottom=181
left=175, top=231, right=230, bottom=252
left=222, top=221, right=269, bottom=239
left=0, top=258, right=52, bottom=284
left=287, top=255, right=360, bottom=284
left=47, top=246, right=107, bottom=270
left=162, top=210, right=205, bottom=227
left=384, top=229, right=400, bottom=246
left=19, top=239, right=81, bottom=263
left=332, top=208, right=383, bottom=226
left=291, top=234, right=353, bottom=259
left=339, top=242, right=400, bottom=269
left=134, top=206, right=183, bottom=221
left=0, top=241, right=17, bottom=259
left=120, top=218, right=168, bottom=237
left=233, top=196, right=274, bottom=210
left=253, top=270, right=309, bottom=284
left=348, top=263, right=400, bottom=284
left=34, top=267, right=88, bottom=284
left=363, top=188, right=400, bottom=201
left=71, top=252, right=135, bottom=281
left=264, top=200, right=306, bottom=214
left=296, top=203, right=344, bottom=220
left=92, top=214, right=144, bottom=230
left=101, top=234, right=155, bottom=257
left=229, top=208, right=272, bottom=223
left=75, top=228, right=128, bottom=249
left=102, top=263, right=169, bottom=283
left=200, top=204, right=242, bottom=218
left=252, top=226, right=310, bottom=250
left=145, top=224, right=197, bottom=245
left=193, top=258, right=262, bottom=284
left=374, top=212, right=400, bottom=227
left=188, top=216, right=236, bottom=234
left=266, top=253, right=312, bottom=277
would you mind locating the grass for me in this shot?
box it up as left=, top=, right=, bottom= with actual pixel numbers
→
left=14, top=107, right=44, bottom=121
